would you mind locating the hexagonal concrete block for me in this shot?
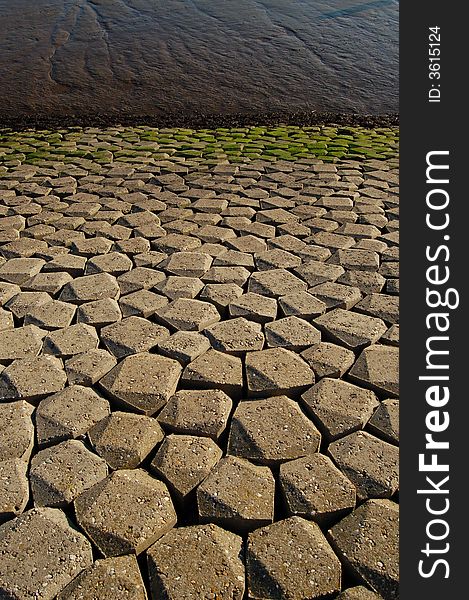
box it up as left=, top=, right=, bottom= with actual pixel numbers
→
left=157, top=276, right=204, bottom=300
left=23, top=271, right=73, bottom=295
left=201, top=266, right=250, bottom=287
left=338, top=270, right=386, bottom=295
left=329, top=431, right=399, bottom=500
left=151, top=434, right=222, bottom=500
left=199, top=282, right=244, bottom=312
left=228, top=292, right=277, bottom=323
left=328, top=248, right=380, bottom=271
left=153, top=233, right=201, bottom=254
left=57, top=555, right=147, bottom=600
left=255, top=248, right=302, bottom=271
left=204, top=317, right=264, bottom=354
left=0, top=400, right=34, bottom=461
left=246, top=517, right=341, bottom=599
left=355, top=293, right=399, bottom=325
left=309, top=281, right=362, bottom=310
left=76, top=298, right=122, bottom=327
left=301, top=341, right=355, bottom=379
left=147, top=524, right=245, bottom=599
left=75, top=469, right=177, bottom=556
left=0, top=355, right=67, bottom=401
left=5, top=291, right=52, bottom=319
left=157, top=298, right=220, bottom=331
left=24, top=300, right=77, bottom=330
left=157, top=331, right=210, bottom=365
left=0, top=507, right=93, bottom=600
left=119, top=289, right=168, bottom=318
left=181, top=349, right=243, bottom=396
left=301, top=378, right=379, bottom=441
left=30, top=440, right=108, bottom=507
left=329, top=500, right=399, bottom=600
left=0, top=459, right=29, bottom=521
left=43, top=323, right=99, bottom=358
left=0, top=257, right=45, bottom=284
left=314, top=309, right=387, bottom=350
left=278, top=290, right=326, bottom=319
left=245, top=347, right=315, bottom=397
left=43, top=253, right=86, bottom=276
left=279, top=453, right=356, bottom=525
left=228, top=234, right=267, bottom=254
left=228, top=396, right=321, bottom=465
left=101, top=316, right=170, bottom=358
left=117, top=266, right=166, bottom=295
left=158, top=389, right=232, bottom=439
left=65, top=349, right=117, bottom=387
left=36, top=385, right=111, bottom=447
left=294, top=260, right=345, bottom=287
left=59, top=273, right=120, bottom=304
left=367, top=399, right=399, bottom=444
left=349, top=344, right=399, bottom=397
left=71, top=236, right=113, bottom=257
left=165, top=251, right=213, bottom=277
left=0, top=324, right=46, bottom=363
left=85, top=252, right=133, bottom=276
left=249, top=268, right=308, bottom=297
left=99, top=353, right=182, bottom=415
left=265, top=316, right=321, bottom=351
left=213, top=249, right=254, bottom=269
left=89, top=411, right=164, bottom=469
left=197, top=456, right=275, bottom=532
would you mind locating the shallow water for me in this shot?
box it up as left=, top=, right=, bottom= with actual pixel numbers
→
left=0, top=0, right=398, bottom=122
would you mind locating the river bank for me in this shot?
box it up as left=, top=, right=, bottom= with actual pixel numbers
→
left=0, top=0, right=399, bottom=125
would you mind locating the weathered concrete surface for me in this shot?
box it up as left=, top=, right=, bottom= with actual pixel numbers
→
left=147, top=524, right=245, bottom=599
left=329, top=500, right=399, bottom=599
left=247, top=517, right=342, bottom=599
left=0, top=139, right=399, bottom=597
left=0, top=507, right=93, bottom=600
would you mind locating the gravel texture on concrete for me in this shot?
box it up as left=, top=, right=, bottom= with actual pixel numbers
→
left=0, top=126, right=398, bottom=599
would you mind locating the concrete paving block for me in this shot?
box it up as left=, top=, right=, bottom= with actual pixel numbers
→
left=301, top=378, right=379, bottom=441
left=246, top=517, right=341, bottom=599
left=99, top=353, right=182, bottom=415
left=57, top=555, right=147, bottom=600
left=36, top=384, right=110, bottom=446
left=181, top=349, right=243, bottom=396
left=151, top=434, right=222, bottom=500
left=0, top=507, right=93, bottom=600
left=75, top=469, right=177, bottom=556
left=147, top=524, right=244, bottom=599
left=0, top=459, right=29, bottom=521
left=0, top=401, right=35, bottom=461
left=228, top=396, right=321, bottom=465
left=30, top=440, right=108, bottom=507
left=65, top=349, right=117, bottom=386
left=101, top=316, right=169, bottom=358
left=329, top=431, right=399, bottom=500
left=89, top=411, right=164, bottom=469
left=329, top=500, right=399, bottom=599
left=245, top=348, right=315, bottom=397
left=158, top=389, right=232, bottom=439
left=279, top=453, right=356, bottom=524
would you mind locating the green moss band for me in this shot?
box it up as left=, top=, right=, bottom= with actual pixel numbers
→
left=0, top=125, right=399, bottom=166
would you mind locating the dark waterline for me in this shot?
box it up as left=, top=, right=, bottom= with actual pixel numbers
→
left=0, top=0, right=398, bottom=127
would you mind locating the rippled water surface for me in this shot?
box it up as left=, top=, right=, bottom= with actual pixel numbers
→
left=0, top=0, right=398, bottom=121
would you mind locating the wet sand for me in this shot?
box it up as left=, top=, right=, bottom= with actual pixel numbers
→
left=0, top=0, right=398, bottom=126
